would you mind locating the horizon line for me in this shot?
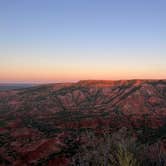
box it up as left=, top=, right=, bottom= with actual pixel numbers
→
left=1, top=78, right=166, bottom=84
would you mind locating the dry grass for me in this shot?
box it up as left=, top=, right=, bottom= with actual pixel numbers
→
left=71, top=127, right=166, bottom=166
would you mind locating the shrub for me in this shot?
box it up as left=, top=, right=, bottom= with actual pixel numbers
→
left=72, top=127, right=139, bottom=166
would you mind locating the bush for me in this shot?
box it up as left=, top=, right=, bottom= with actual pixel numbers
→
left=72, top=128, right=139, bottom=166
left=71, top=127, right=166, bottom=166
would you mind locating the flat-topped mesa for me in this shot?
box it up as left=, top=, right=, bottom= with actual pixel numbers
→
left=77, top=79, right=145, bottom=87
left=77, top=79, right=166, bottom=87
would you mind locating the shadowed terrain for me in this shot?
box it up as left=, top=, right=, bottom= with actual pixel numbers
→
left=0, top=80, right=166, bottom=165
left=0, top=84, right=36, bottom=91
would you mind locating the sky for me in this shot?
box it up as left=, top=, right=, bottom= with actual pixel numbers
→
left=0, top=0, right=166, bottom=83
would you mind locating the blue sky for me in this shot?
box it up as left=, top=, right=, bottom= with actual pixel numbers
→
left=0, top=0, right=166, bottom=82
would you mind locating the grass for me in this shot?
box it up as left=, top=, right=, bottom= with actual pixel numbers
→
left=117, top=144, right=138, bottom=166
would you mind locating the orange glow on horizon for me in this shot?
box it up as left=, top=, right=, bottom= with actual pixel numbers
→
left=0, top=66, right=166, bottom=83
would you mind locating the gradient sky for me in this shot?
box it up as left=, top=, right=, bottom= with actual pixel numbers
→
left=0, top=0, right=166, bottom=83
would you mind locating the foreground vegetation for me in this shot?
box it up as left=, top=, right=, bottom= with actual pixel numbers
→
left=71, top=127, right=166, bottom=166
